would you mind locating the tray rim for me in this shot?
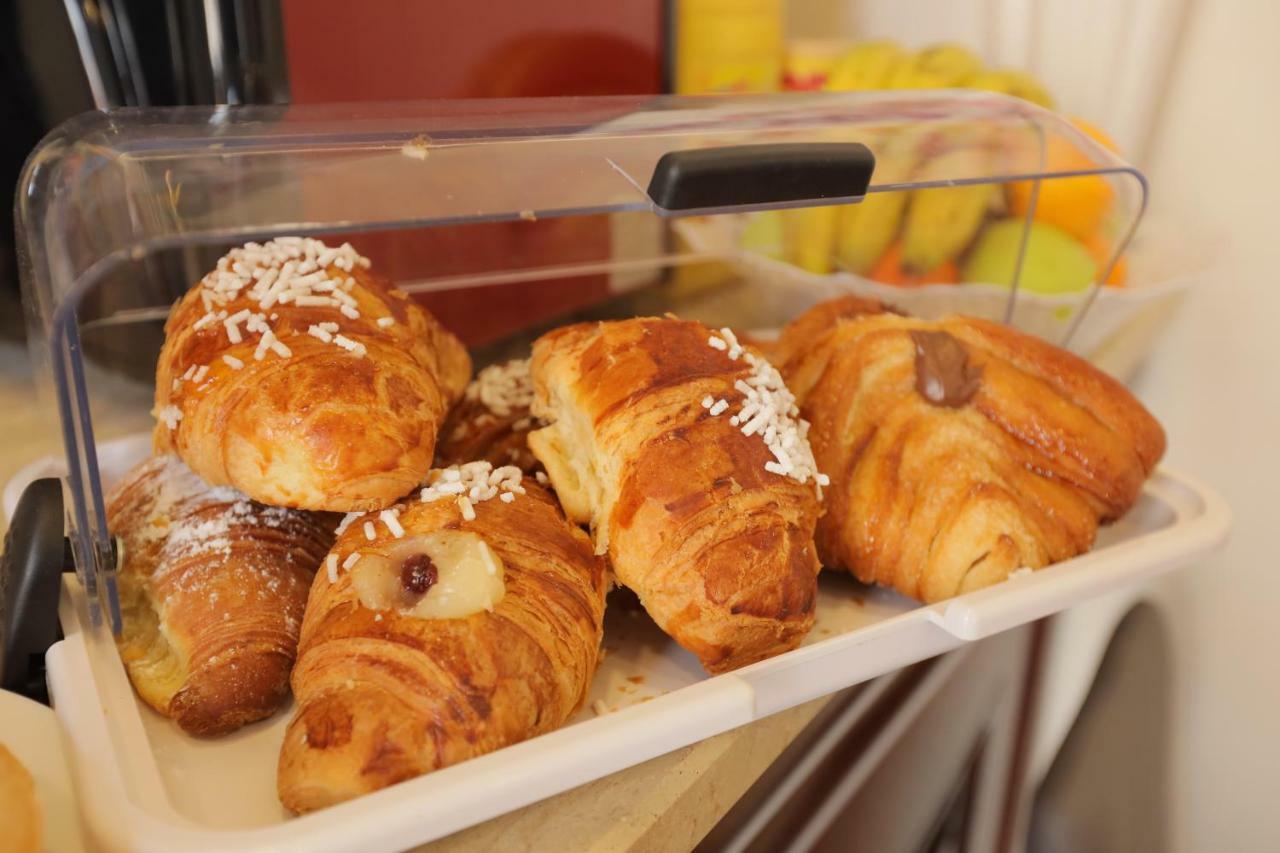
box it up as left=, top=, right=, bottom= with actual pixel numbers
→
left=41, top=462, right=1230, bottom=853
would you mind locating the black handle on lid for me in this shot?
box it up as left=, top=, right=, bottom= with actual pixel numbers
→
left=1, top=478, right=68, bottom=703
left=646, top=142, right=876, bottom=213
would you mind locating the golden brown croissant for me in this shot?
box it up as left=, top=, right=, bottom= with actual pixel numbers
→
left=153, top=237, right=471, bottom=512
left=106, top=455, right=335, bottom=736
left=278, top=462, right=605, bottom=813
left=436, top=358, right=543, bottom=474
left=774, top=297, right=1167, bottom=603
left=527, top=317, right=823, bottom=673
left=0, top=745, right=40, bottom=853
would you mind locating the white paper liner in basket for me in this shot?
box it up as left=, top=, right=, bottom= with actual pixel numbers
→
left=675, top=215, right=1204, bottom=379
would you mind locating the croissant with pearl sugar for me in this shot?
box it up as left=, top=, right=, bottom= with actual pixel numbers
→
left=153, top=237, right=470, bottom=512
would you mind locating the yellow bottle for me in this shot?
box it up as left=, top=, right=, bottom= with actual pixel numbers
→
left=676, top=0, right=785, bottom=94
left=671, top=2, right=785, bottom=295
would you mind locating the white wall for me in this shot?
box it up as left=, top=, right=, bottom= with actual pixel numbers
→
left=1136, top=0, right=1280, bottom=848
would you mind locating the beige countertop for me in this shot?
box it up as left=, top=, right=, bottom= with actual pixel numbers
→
left=0, top=339, right=831, bottom=851
left=0, top=343, right=63, bottom=504
left=419, top=696, right=831, bottom=852
left=0, top=342, right=154, bottom=519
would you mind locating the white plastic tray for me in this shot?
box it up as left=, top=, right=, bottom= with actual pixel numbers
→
left=0, top=691, right=88, bottom=852
left=15, top=435, right=1228, bottom=852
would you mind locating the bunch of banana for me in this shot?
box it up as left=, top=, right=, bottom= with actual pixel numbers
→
left=835, top=191, right=908, bottom=275
left=820, top=39, right=1054, bottom=107
left=833, top=129, right=920, bottom=274
left=967, top=69, right=1055, bottom=109
left=901, top=183, right=1000, bottom=272
left=885, top=43, right=983, bottom=89
left=738, top=209, right=787, bottom=262
left=825, top=40, right=908, bottom=91
left=782, top=204, right=840, bottom=274
left=776, top=44, right=908, bottom=276
left=818, top=44, right=933, bottom=276
left=900, top=147, right=1002, bottom=273
left=753, top=40, right=1057, bottom=282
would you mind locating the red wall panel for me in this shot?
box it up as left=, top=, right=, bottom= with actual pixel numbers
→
left=283, top=0, right=663, bottom=102
left=281, top=0, right=665, bottom=345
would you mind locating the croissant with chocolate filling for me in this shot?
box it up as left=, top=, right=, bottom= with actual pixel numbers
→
left=774, top=296, right=1166, bottom=603
left=153, top=237, right=470, bottom=512
left=528, top=317, right=823, bottom=673
left=436, top=358, right=542, bottom=474
left=278, top=463, right=605, bottom=813
left=107, top=455, right=335, bottom=736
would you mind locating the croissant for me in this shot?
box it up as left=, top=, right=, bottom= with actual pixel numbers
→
left=0, top=745, right=40, bottom=853
left=436, top=358, right=542, bottom=474
left=527, top=317, right=823, bottom=673
left=106, top=455, right=335, bottom=736
left=278, top=462, right=605, bottom=813
left=153, top=237, right=471, bottom=512
left=774, top=297, right=1166, bottom=603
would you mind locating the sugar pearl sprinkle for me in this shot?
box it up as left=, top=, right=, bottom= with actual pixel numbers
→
left=321, top=463, right=526, bottom=584
left=704, top=328, right=829, bottom=497
left=334, top=511, right=363, bottom=536
left=420, top=461, right=526, bottom=514
left=465, top=358, right=534, bottom=417
left=379, top=508, right=405, bottom=538
left=158, top=238, right=374, bottom=431
left=157, top=404, right=183, bottom=430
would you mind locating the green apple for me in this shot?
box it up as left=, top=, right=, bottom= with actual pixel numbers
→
left=962, top=218, right=1097, bottom=295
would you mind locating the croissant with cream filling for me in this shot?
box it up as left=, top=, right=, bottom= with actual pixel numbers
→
left=278, top=464, right=605, bottom=813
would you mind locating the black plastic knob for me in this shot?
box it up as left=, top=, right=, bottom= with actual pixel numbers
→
left=1, top=478, right=67, bottom=703
left=647, top=142, right=875, bottom=214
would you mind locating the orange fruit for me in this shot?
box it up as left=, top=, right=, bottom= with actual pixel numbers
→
left=1084, top=233, right=1128, bottom=287
left=1008, top=117, right=1120, bottom=242
left=867, top=241, right=958, bottom=287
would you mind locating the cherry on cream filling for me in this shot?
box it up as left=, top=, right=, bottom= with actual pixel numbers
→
left=350, top=531, right=505, bottom=619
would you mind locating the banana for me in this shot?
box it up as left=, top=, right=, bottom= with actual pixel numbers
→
left=782, top=205, right=839, bottom=274
left=915, top=43, right=984, bottom=84
left=835, top=191, right=908, bottom=275
left=739, top=211, right=787, bottom=261
left=901, top=145, right=998, bottom=272
left=885, top=66, right=950, bottom=89
left=825, top=41, right=908, bottom=91
left=901, top=182, right=998, bottom=272
left=775, top=39, right=1061, bottom=279
left=967, top=69, right=1055, bottom=109
left=888, top=43, right=982, bottom=89
left=832, top=125, right=924, bottom=274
